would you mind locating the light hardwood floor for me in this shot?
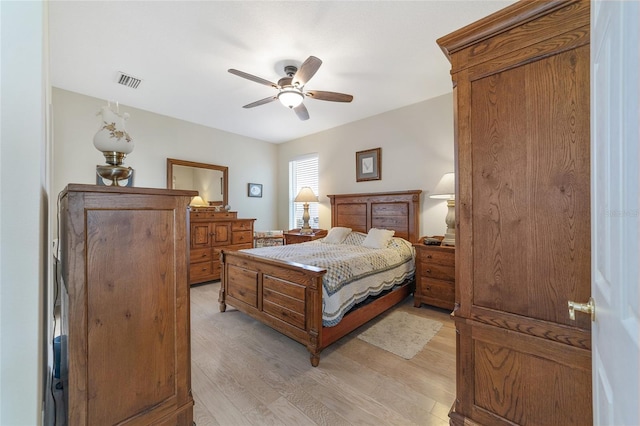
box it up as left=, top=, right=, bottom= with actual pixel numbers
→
left=190, top=281, right=456, bottom=426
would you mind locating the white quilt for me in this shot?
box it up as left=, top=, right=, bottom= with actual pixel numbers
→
left=242, top=232, right=415, bottom=326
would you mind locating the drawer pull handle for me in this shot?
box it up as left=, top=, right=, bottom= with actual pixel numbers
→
left=426, top=254, right=432, bottom=259
left=426, top=269, right=432, bottom=273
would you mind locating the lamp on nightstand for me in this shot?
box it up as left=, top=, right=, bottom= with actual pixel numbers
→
left=294, top=187, right=318, bottom=235
left=430, top=172, right=456, bottom=246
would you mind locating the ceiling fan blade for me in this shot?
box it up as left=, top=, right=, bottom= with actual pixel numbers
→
left=293, top=103, right=310, bottom=121
left=292, top=56, right=322, bottom=87
left=305, top=90, right=353, bottom=103
left=228, top=69, right=279, bottom=88
left=242, top=96, right=277, bottom=108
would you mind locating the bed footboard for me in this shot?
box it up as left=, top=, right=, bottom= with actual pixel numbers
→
left=219, top=249, right=327, bottom=365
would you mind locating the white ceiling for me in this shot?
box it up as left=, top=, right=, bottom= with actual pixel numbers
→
left=49, top=1, right=516, bottom=144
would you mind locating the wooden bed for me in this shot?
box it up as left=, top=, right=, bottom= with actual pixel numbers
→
left=218, top=190, right=422, bottom=366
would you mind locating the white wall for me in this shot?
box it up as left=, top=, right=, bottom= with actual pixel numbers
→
left=52, top=89, right=455, bottom=239
left=1, top=1, right=47, bottom=424
left=52, top=88, right=279, bottom=230
left=276, top=94, right=455, bottom=238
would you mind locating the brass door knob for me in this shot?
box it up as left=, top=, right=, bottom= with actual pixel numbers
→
left=568, top=297, right=595, bottom=321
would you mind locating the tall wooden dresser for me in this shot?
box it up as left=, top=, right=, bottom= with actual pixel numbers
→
left=60, top=184, right=195, bottom=425
left=438, top=1, right=592, bottom=425
left=189, top=208, right=255, bottom=284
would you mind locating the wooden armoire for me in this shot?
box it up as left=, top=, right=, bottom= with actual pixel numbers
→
left=437, top=1, right=592, bottom=425
left=60, top=184, right=196, bottom=425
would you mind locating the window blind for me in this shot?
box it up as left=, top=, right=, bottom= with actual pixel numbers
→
left=289, top=154, right=319, bottom=229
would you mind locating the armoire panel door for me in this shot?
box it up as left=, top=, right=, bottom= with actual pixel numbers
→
left=464, top=39, right=592, bottom=426
left=86, top=209, right=176, bottom=425
left=470, top=45, right=591, bottom=327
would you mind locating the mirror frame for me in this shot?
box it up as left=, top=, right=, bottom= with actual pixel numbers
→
left=167, top=158, right=228, bottom=206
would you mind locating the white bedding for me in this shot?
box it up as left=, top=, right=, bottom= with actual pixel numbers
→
left=241, top=232, right=415, bottom=326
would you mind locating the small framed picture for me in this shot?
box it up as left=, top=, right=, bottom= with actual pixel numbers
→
left=356, top=148, right=381, bottom=182
left=248, top=183, right=263, bottom=198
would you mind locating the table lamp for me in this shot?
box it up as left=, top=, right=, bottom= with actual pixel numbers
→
left=430, top=172, right=455, bottom=246
left=189, top=196, right=207, bottom=207
left=294, top=187, right=318, bottom=234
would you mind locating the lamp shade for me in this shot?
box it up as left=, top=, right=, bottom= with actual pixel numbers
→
left=278, top=89, right=304, bottom=108
left=294, top=187, right=318, bottom=203
left=430, top=172, right=455, bottom=199
left=189, top=195, right=207, bottom=207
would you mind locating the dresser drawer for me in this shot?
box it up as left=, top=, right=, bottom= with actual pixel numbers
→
left=223, top=243, right=252, bottom=252
left=190, top=261, right=213, bottom=281
left=190, top=248, right=212, bottom=264
left=190, top=211, right=209, bottom=220
left=232, top=230, right=253, bottom=245
left=211, top=257, right=221, bottom=277
left=208, top=211, right=236, bottom=219
left=232, top=221, right=253, bottom=231
left=190, top=210, right=237, bottom=220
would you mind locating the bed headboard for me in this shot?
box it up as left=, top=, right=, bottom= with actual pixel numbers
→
left=327, top=190, right=422, bottom=243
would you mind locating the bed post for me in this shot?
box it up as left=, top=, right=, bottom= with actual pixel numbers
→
left=306, top=273, right=324, bottom=367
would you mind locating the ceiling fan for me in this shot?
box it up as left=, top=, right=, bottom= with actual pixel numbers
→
left=228, top=56, right=353, bottom=121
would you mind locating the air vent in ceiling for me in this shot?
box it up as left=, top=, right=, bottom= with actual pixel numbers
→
left=116, top=72, right=142, bottom=89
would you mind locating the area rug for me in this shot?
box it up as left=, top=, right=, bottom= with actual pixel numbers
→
left=356, top=311, right=443, bottom=359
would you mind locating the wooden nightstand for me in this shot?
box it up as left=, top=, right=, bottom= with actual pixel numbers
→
left=284, top=228, right=327, bottom=245
left=413, top=238, right=455, bottom=310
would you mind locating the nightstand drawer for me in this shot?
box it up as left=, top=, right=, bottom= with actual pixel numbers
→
left=419, top=249, right=454, bottom=266
left=419, top=279, right=455, bottom=302
left=420, top=263, right=454, bottom=281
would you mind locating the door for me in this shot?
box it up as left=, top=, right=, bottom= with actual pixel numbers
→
left=591, top=1, right=640, bottom=424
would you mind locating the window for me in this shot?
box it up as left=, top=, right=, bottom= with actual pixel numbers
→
left=289, top=154, right=319, bottom=230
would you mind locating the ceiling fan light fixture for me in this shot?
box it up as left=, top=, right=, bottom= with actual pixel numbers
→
left=278, top=88, right=304, bottom=108
left=228, top=56, right=353, bottom=120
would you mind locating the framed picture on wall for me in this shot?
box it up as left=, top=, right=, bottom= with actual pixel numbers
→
left=248, top=183, right=263, bottom=198
left=356, top=148, right=381, bottom=182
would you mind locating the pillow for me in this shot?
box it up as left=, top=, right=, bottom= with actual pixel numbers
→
left=342, top=231, right=366, bottom=246
left=361, top=228, right=395, bottom=249
left=322, top=227, right=352, bottom=244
